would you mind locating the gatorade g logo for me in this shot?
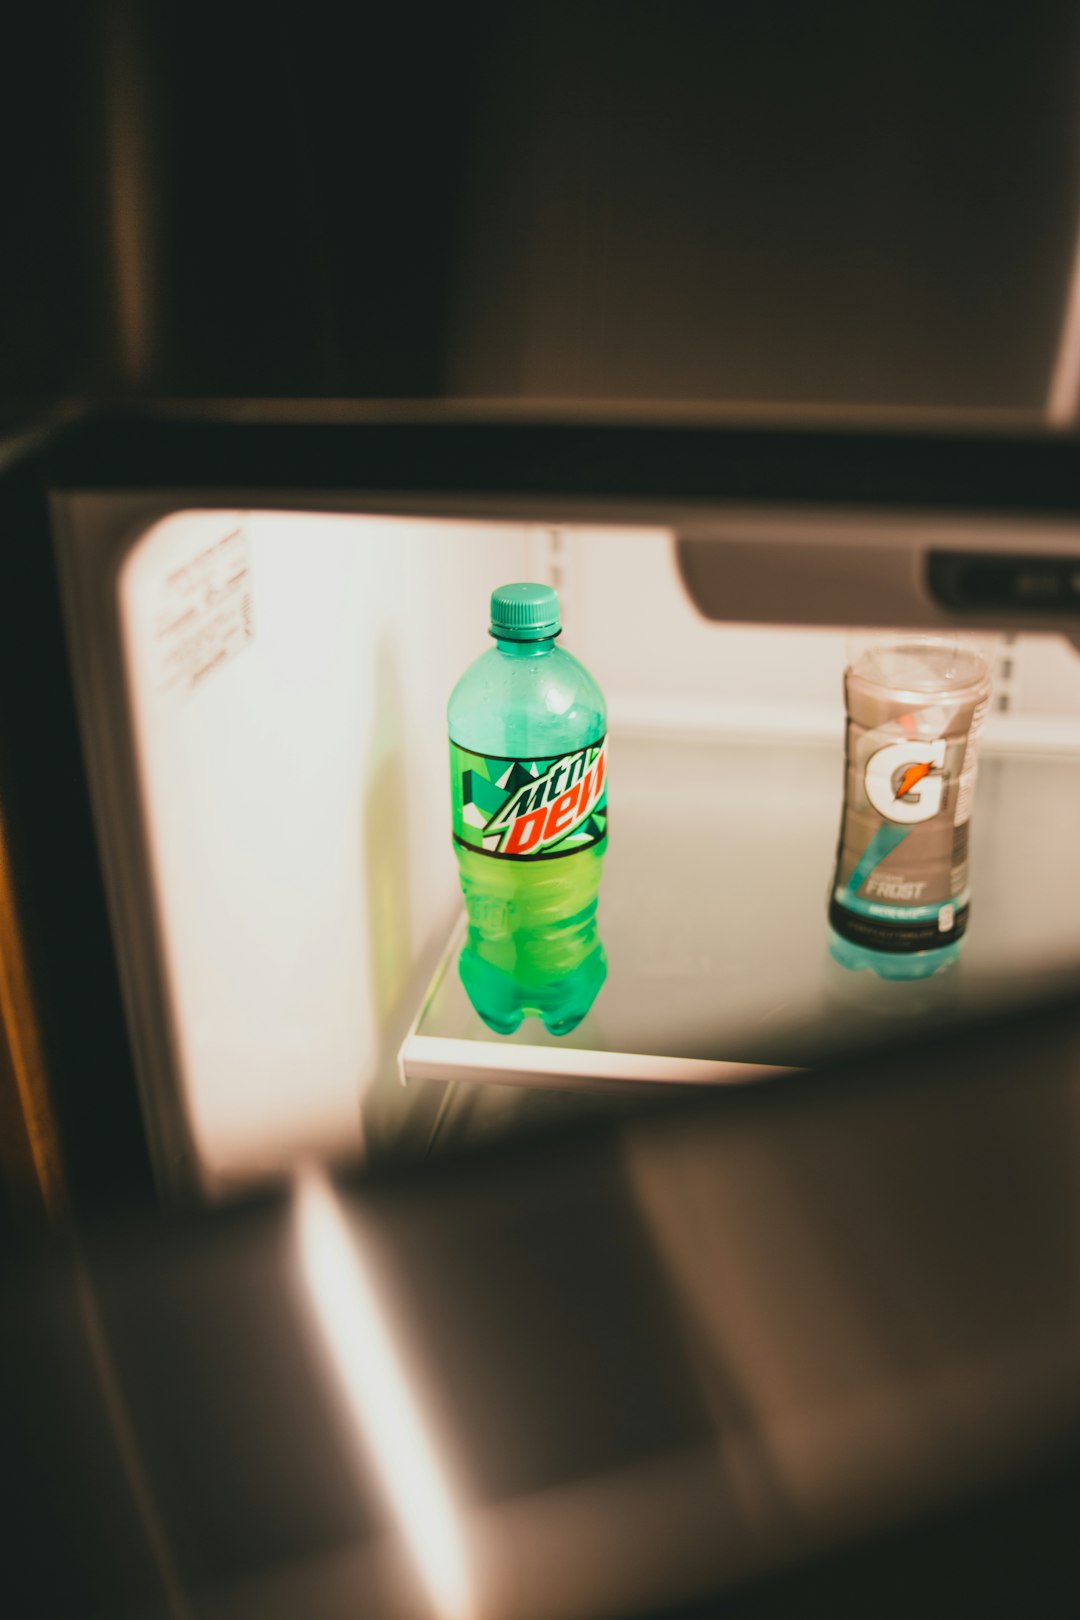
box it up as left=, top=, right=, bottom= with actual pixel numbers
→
left=864, top=738, right=947, bottom=824
left=451, top=737, right=608, bottom=859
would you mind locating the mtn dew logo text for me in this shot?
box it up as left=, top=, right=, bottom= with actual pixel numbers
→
left=451, top=736, right=607, bottom=860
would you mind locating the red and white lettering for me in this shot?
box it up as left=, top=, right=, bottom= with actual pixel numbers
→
left=491, top=738, right=606, bottom=855
left=588, top=744, right=606, bottom=809
left=543, top=782, right=582, bottom=841
left=503, top=807, right=547, bottom=855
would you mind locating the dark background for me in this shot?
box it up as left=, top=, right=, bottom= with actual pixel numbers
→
left=4, top=1, right=1080, bottom=415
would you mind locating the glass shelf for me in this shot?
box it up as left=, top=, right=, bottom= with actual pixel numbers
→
left=400, top=731, right=1080, bottom=1101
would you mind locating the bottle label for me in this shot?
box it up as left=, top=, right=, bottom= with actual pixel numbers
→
left=450, top=736, right=607, bottom=860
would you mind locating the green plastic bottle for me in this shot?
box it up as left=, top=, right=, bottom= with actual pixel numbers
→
left=448, top=582, right=608, bottom=1035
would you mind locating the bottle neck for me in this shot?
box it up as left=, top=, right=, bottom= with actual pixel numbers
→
left=493, top=635, right=557, bottom=659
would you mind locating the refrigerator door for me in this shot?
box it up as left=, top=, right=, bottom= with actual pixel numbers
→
left=5, top=987, right=1080, bottom=1620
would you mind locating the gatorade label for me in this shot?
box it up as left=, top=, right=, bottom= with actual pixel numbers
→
left=830, top=691, right=988, bottom=954
left=450, top=736, right=608, bottom=860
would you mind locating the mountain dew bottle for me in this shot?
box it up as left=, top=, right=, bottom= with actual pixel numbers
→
left=448, top=583, right=608, bottom=1035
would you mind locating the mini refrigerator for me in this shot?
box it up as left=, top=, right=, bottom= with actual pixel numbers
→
left=3, top=403, right=1080, bottom=1209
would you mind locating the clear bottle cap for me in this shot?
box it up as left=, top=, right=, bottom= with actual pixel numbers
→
left=848, top=632, right=992, bottom=697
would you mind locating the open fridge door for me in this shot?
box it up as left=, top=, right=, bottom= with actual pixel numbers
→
left=49, top=437, right=1080, bottom=1199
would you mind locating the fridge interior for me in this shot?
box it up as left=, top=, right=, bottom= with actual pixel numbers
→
left=52, top=496, right=1080, bottom=1198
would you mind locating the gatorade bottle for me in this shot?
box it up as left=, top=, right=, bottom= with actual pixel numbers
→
left=448, top=582, right=608, bottom=1035
left=828, top=634, right=991, bottom=980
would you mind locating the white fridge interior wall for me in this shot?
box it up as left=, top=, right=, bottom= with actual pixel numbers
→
left=538, top=526, right=1080, bottom=746
left=120, top=510, right=540, bottom=1187
left=115, top=509, right=1080, bottom=1192
left=548, top=525, right=853, bottom=738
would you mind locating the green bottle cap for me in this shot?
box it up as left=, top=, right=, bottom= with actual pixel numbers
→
left=489, top=581, right=562, bottom=641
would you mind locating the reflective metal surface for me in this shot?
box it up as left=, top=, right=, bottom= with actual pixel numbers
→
left=446, top=7, right=1080, bottom=417
left=5, top=992, right=1080, bottom=1617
